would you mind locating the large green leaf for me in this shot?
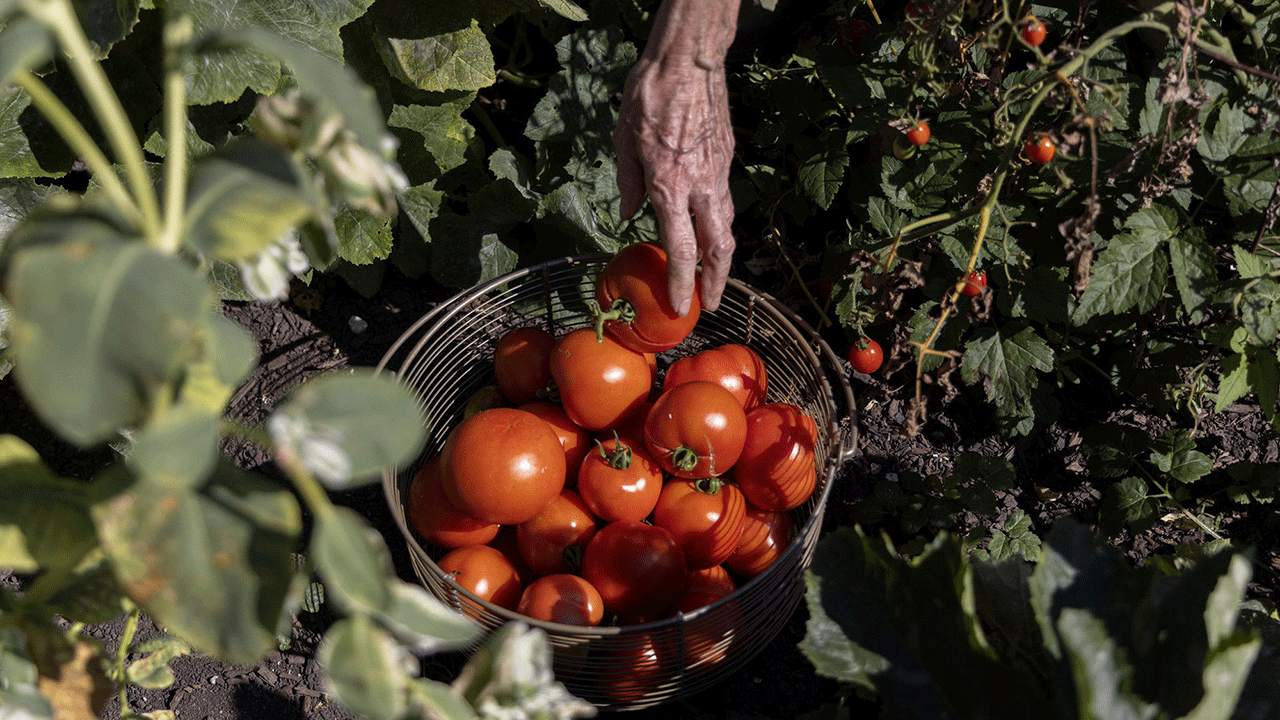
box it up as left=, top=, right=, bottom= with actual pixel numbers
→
left=367, top=0, right=495, bottom=93
left=429, top=178, right=531, bottom=288
left=183, top=137, right=315, bottom=262
left=961, top=322, right=1055, bottom=408
left=0, top=16, right=54, bottom=88
left=0, top=85, right=66, bottom=179
left=318, top=615, right=409, bottom=720
left=267, top=369, right=427, bottom=489
left=68, top=0, right=141, bottom=58
left=0, top=627, right=53, bottom=720
left=333, top=206, right=393, bottom=265
left=3, top=207, right=210, bottom=446
left=1168, top=229, right=1215, bottom=323
left=374, top=581, right=479, bottom=655
left=126, top=402, right=220, bottom=489
left=181, top=0, right=373, bottom=105
left=0, top=434, right=97, bottom=574
left=1056, top=608, right=1157, bottom=720
left=1072, top=206, right=1177, bottom=323
left=311, top=506, right=393, bottom=615
left=91, top=463, right=301, bottom=665
left=797, top=133, right=850, bottom=211
left=387, top=97, right=476, bottom=177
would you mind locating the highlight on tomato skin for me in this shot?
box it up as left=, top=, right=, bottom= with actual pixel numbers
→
left=730, top=403, right=819, bottom=512
left=906, top=120, right=930, bottom=147
left=1024, top=133, right=1057, bottom=164
left=724, top=506, right=794, bottom=579
left=653, top=477, right=748, bottom=570
left=516, top=574, right=605, bottom=627
left=847, top=337, right=883, bottom=375
left=1021, top=16, right=1047, bottom=47
left=437, top=544, right=524, bottom=611
left=406, top=456, right=499, bottom=549
left=961, top=270, right=987, bottom=297
left=644, top=380, right=748, bottom=479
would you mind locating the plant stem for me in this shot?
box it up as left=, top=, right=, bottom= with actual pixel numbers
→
left=159, top=12, right=193, bottom=255
left=11, top=69, right=140, bottom=221
left=1148, top=477, right=1224, bottom=541
left=115, top=606, right=141, bottom=714
left=470, top=99, right=509, bottom=151
left=34, top=0, right=162, bottom=238
left=275, top=445, right=337, bottom=522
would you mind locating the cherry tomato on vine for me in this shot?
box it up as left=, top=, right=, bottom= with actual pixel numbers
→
left=517, top=574, right=605, bottom=626
left=595, top=242, right=701, bottom=353
left=724, top=506, right=793, bottom=579
left=407, top=457, right=499, bottom=549
left=1025, top=134, right=1056, bottom=164
left=847, top=337, right=883, bottom=374
left=961, top=270, right=987, bottom=297
left=437, top=544, right=524, bottom=610
left=576, top=435, right=664, bottom=523
left=441, top=407, right=566, bottom=525
left=582, top=520, right=688, bottom=618
left=662, top=344, right=768, bottom=411
left=516, top=488, right=598, bottom=576
left=1021, top=17, right=1047, bottom=47
left=493, top=326, right=554, bottom=405
left=645, top=381, right=748, bottom=478
left=653, top=477, right=748, bottom=570
left=550, top=327, right=652, bottom=431
left=731, top=403, right=819, bottom=512
left=906, top=120, right=930, bottom=147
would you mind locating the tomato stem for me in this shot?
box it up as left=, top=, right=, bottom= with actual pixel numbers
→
left=589, top=298, right=636, bottom=343
left=693, top=476, right=724, bottom=494
left=671, top=445, right=700, bottom=473
left=596, top=436, right=634, bottom=470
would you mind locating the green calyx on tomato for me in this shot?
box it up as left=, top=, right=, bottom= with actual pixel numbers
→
left=590, top=297, right=637, bottom=343
left=671, top=445, right=704, bottom=473
left=693, top=476, right=726, bottom=495
left=595, top=435, right=634, bottom=470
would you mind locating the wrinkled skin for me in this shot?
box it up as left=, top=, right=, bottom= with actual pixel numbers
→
left=614, top=0, right=739, bottom=316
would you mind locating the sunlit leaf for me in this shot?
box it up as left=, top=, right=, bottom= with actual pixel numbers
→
left=311, top=506, right=393, bottom=615
left=318, top=615, right=409, bottom=720
left=0, top=85, right=67, bottom=179
left=1072, top=206, right=1176, bottom=323
left=367, top=1, right=494, bottom=93
left=334, top=206, right=393, bottom=266
left=0, top=434, right=96, bottom=573
left=1215, top=352, right=1250, bottom=412
left=388, top=98, right=476, bottom=177
left=961, top=322, right=1054, bottom=408
left=125, top=637, right=191, bottom=689
left=374, top=581, right=479, bottom=655
left=1056, top=608, right=1156, bottom=720
left=0, top=626, right=54, bottom=720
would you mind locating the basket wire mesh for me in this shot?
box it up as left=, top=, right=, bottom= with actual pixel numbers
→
left=378, top=254, right=856, bottom=710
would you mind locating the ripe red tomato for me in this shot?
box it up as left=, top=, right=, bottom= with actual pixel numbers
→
left=653, top=478, right=747, bottom=570
left=1021, top=17, right=1046, bottom=47
left=723, top=506, right=793, bottom=579
left=645, top=381, right=748, bottom=478
left=550, top=328, right=652, bottom=431
left=516, top=489, right=598, bottom=577
left=961, top=270, right=987, bottom=297
left=1025, top=134, right=1056, bottom=164
left=437, top=544, right=524, bottom=610
left=662, top=344, right=768, bottom=411
left=672, top=565, right=739, bottom=670
left=675, top=565, right=737, bottom=613
left=517, top=574, right=605, bottom=627
left=576, top=436, right=664, bottom=523
left=493, top=327, right=554, bottom=405
left=906, top=120, right=930, bottom=147
left=581, top=520, right=687, bottom=618
left=731, top=403, right=818, bottom=512
left=441, top=408, right=567, bottom=525
left=518, top=401, right=590, bottom=484
left=488, top=527, right=536, bottom=584
left=597, top=635, right=668, bottom=704
left=407, top=457, right=499, bottom=549
left=595, top=242, right=701, bottom=353
left=848, top=338, right=883, bottom=374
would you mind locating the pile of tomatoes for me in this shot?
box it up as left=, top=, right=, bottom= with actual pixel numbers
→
left=406, top=243, right=820, bottom=635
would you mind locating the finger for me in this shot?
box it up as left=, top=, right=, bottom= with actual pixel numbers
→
left=613, top=124, right=646, bottom=220
left=651, top=191, right=698, bottom=318
left=691, top=189, right=735, bottom=312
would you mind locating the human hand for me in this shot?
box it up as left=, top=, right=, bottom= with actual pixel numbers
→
left=613, top=57, right=735, bottom=316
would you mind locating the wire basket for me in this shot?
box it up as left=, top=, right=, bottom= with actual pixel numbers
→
left=377, top=253, right=856, bottom=710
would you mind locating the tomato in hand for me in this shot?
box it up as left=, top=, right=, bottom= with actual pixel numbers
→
left=645, top=381, right=747, bottom=478
left=493, top=327, right=554, bottom=405
left=1021, top=17, right=1046, bottom=47
left=407, top=457, right=499, bottom=549
left=581, top=520, right=687, bottom=618
left=662, top=344, right=768, bottom=411
left=516, top=489, right=598, bottom=576
left=1025, top=134, right=1056, bottom=164
left=518, top=400, right=591, bottom=483
left=517, top=574, right=605, bottom=627
left=961, top=270, right=987, bottom=297
left=723, top=506, right=793, bottom=579
left=441, top=407, right=566, bottom=525
left=653, top=478, right=747, bottom=570
left=906, top=120, right=930, bottom=147
left=550, top=328, right=652, bottom=431
left=848, top=338, right=883, bottom=374
left=576, top=436, right=664, bottom=523
left=437, top=544, right=524, bottom=610
left=595, top=242, right=700, bottom=353
left=731, top=403, right=818, bottom=512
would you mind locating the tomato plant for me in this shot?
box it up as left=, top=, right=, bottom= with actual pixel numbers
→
left=581, top=520, right=687, bottom=619
left=594, top=242, right=701, bottom=352
left=494, top=327, right=555, bottom=405
left=731, top=403, right=818, bottom=512
left=576, top=436, right=664, bottom=523
left=645, top=381, right=748, bottom=478
left=960, top=270, right=987, bottom=297
left=442, top=407, right=567, bottom=525
left=1024, top=134, right=1056, bottom=164
left=653, top=478, right=748, bottom=570
left=550, top=328, right=653, bottom=431
left=848, top=338, right=884, bottom=374
left=516, top=489, right=598, bottom=577
left=1021, top=17, right=1047, bottom=47
left=437, top=544, right=524, bottom=611
left=662, top=344, right=768, bottom=410
left=906, top=120, right=931, bottom=147
left=407, top=457, right=499, bottom=549
left=516, top=574, right=605, bottom=627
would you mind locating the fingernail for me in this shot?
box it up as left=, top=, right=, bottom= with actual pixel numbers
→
left=677, top=298, right=691, bottom=317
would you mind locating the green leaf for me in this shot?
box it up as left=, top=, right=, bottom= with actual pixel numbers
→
left=1184, top=633, right=1262, bottom=720
left=1149, top=430, right=1212, bottom=484
left=1239, top=278, right=1280, bottom=347
left=126, top=637, right=191, bottom=689
left=1249, top=348, right=1279, bottom=430
left=1233, top=245, right=1272, bottom=279
left=311, top=506, right=393, bottom=615
left=368, top=1, right=495, bottom=93
left=1215, top=352, right=1250, bottom=412
left=182, top=0, right=373, bottom=105
left=334, top=206, right=393, bottom=265
left=866, top=196, right=905, bottom=238
left=1072, top=206, right=1176, bottom=323
left=535, top=0, right=587, bottom=21
left=411, top=679, right=480, bottom=720
left=183, top=138, right=315, bottom=262
left=70, top=0, right=141, bottom=58
left=3, top=215, right=211, bottom=445
left=961, top=322, right=1055, bottom=408
left=0, top=435, right=97, bottom=573
left=1098, top=476, right=1156, bottom=536
left=797, top=135, right=849, bottom=210
left=388, top=97, right=476, bottom=177
left=0, top=627, right=53, bottom=720
left=983, top=510, right=1041, bottom=563
left=1168, top=229, right=1215, bottom=322
left=92, top=463, right=302, bottom=665
left=429, top=179, right=532, bottom=288
left=375, top=582, right=479, bottom=655
left=1056, top=608, right=1157, bottom=720
left=0, top=17, right=54, bottom=89
left=318, top=615, right=409, bottom=720
left=268, top=370, right=427, bottom=489
left=1197, top=104, right=1249, bottom=163
left=0, top=85, right=69, bottom=179
left=126, top=403, right=220, bottom=489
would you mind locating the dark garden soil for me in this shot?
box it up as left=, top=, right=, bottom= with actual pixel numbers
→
left=4, top=248, right=1278, bottom=720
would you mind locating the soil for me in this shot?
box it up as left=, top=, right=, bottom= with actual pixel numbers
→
left=3, top=253, right=1277, bottom=720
